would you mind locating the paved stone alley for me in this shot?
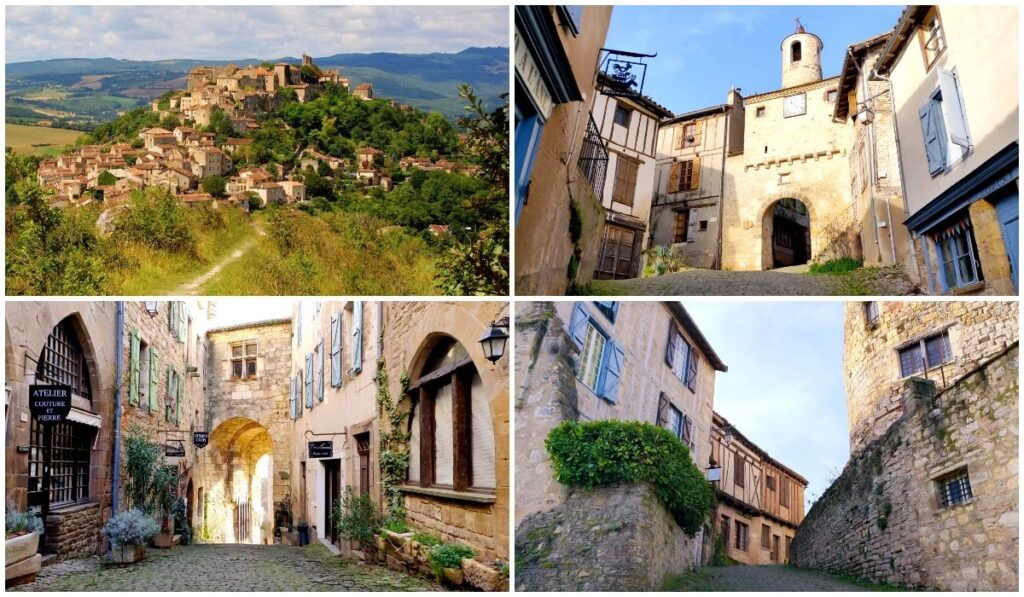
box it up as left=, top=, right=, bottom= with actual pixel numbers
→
left=11, top=543, right=442, bottom=592
left=663, top=565, right=902, bottom=592
left=590, top=266, right=918, bottom=296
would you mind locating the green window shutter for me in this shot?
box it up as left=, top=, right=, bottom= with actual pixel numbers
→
left=178, top=302, right=187, bottom=344
left=129, top=330, right=140, bottom=406
left=149, top=349, right=160, bottom=412
left=168, top=302, right=176, bottom=332
left=176, top=373, right=182, bottom=426
left=166, top=366, right=172, bottom=422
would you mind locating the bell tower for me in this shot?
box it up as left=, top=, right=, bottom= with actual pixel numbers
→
left=781, top=18, right=823, bottom=88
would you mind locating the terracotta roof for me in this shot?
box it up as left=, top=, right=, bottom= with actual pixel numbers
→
left=357, top=147, right=382, bottom=154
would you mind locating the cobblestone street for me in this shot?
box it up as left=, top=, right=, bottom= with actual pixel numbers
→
left=663, top=565, right=901, bottom=592
left=11, top=543, right=441, bottom=592
left=590, top=266, right=919, bottom=296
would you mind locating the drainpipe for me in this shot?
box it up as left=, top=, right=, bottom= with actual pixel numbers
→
left=716, top=104, right=730, bottom=270
left=870, top=68, right=909, bottom=269
left=849, top=48, right=883, bottom=264
left=111, top=301, right=125, bottom=518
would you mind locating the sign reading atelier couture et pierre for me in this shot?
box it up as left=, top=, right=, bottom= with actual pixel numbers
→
left=29, top=384, right=72, bottom=423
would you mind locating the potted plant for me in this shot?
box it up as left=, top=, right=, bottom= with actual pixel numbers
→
left=103, top=509, right=160, bottom=564
left=150, top=467, right=177, bottom=548
left=6, top=505, right=43, bottom=586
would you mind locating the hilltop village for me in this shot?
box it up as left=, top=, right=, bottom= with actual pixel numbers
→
left=33, top=54, right=476, bottom=211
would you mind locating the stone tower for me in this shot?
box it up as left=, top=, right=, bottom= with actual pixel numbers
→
left=843, top=301, right=1018, bottom=454
left=780, top=20, right=823, bottom=88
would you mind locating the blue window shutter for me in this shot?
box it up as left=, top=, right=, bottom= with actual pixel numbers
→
left=598, top=341, right=625, bottom=403
left=330, top=314, right=342, bottom=387
left=289, top=376, right=296, bottom=420
left=938, top=68, right=971, bottom=148
left=919, top=99, right=947, bottom=175
left=568, top=303, right=590, bottom=348
left=686, top=350, right=700, bottom=392
left=353, top=301, right=363, bottom=374
left=317, top=340, right=325, bottom=402
left=514, top=113, right=544, bottom=226
left=305, top=354, right=313, bottom=408
left=665, top=325, right=677, bottom=369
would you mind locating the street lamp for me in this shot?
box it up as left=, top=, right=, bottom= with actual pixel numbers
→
left=478, top=317, right=510, bottom=363
left=722, top=425, right=734, bottom=447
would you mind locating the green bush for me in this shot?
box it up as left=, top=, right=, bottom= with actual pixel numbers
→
left=428, top=542, right=475, bottom=580
left=412, top=531, right=442, bottom=547
left=113, top=188, right=197, bottom=256
left=333, top=487, right=383, bottom=551
left=545, top=420, right=714, bottom=537
left=808, top=257, right=862, bottom=274
left=6, top=502, right=43, bottom=537
left=381, top=518, right=410, bottom=534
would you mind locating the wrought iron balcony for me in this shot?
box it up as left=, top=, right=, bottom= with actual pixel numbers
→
left=576, top=113, right=608, bottom=199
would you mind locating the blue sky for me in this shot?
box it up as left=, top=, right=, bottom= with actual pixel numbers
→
left=604, top=5, right=904, bottom=114
left=5, top=5, right=508, bottom=63
left=684, top=301, right=848, bottom=510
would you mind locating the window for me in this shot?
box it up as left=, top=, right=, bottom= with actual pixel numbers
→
left=612, top=155, right=640, bottom=206
left=669, top=159, right=699, bottom=193
left=681, top=122, right=700, bottom=148
left=771, top=535, right=781, bottom=562
left=766, top=474, right=776, bottom=491
left=865, top=302, right=880, bottom=327
left=28, top=419, right=94, bottom=510
left=699, top=220, right=708, bottom=232
left=919, top=69, right=971, bottom=176
left=559, top=6, right=583, bottom=35
left=898, top=330, right=953, bottom=377
left=613, top=105, right=631, bottom=128
left=827, top=89, right=838, bottom=103
left=166, top=368, right=180, bottom=424
left=917, top=6, right=946, bottom=70
left=755, top=106, right=766, bottom=118
left=577, top=113, right=608, bottom=199
left=734, top=457, right=745, bottom=488
left=937, top=468, right=972, bottom=507
left=674, top=211, right=689, bottom=243
left=791, top=41, right=802, bottom=62
left=934, top=223, right=981, bottom=290
left=734, top=521, right=749, bottom=551
left=515, top=82, right=545, bottom=226
left=656, top=393, right=692, bottom=448
left=665, top=324, right=699, bottom=391
left=407, top=338, right=495, bottom=493
left=231, top=341, right=258, bottom=380
left=330, top=313, right=343, bottom=388
left=761, top=524, right=771, bottom=549
left=593, top=301, right=619, bottom=323
left=36, top=317, right=92, bottom=400
left=137, top=340, right=151, bottom=411
left=721, top=515, right=730, bottom=547
left=780, top=477, right=790, bottom=507
left=785, top=536, right=792, bottom=561
left=568, top=303, right=625, bottom=402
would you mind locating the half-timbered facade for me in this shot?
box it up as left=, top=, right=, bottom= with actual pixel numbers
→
left=710, top=411, right=807, bottom=565
left=592, top=75, right=673, bottom=279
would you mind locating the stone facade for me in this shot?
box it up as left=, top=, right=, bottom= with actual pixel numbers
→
left=42, top=502, right=102, bottom=561
left=381, top=301, right=510, bottom=564
left=844, top=301, right=1019, bottom=454
left=516, top=483, right=698, bottom=591
left=792, top=344, right=1019, bottom=590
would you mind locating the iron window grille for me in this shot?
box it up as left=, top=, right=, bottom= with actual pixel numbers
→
left=938, top=468, right=973, bottom=507
left=576, top=113, right=608, bottom=199
left=29, top=419, right=93, bottom=510
left=36, top=319, right=92, bottom=401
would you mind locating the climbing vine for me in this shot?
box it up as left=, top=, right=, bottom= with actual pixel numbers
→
left=375, top=359, right=411, bottom=521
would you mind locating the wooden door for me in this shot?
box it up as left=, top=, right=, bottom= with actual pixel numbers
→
left=323, top=460, right=341, bottom=545
left=356, top=433, right=371, bottom=496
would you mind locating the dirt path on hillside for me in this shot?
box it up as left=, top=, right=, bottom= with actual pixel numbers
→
left=173, top=222, right=266, bottom=295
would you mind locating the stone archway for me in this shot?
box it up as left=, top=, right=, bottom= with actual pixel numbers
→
left=198, top=416, right=274, bottom=544
left=762, top=198, right=812, bottom=269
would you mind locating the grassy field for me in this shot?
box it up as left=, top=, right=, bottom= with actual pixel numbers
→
left=5, top=123, right=82, bottom=155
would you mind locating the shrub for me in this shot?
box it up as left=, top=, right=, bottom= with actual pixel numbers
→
left=381, top=518, right=410, bottom=534
left=6, top=503, right=43, bottom=537
left=643, top=244, right=686, bottom=277
left=412, top=531, right=442, bottom=547
left=545, top=420, right=714, bottom=537
left=172, top=498, right=192, bottom=545
left=808, top=257, right=861, bottom=274
left=113, top=189, right=197, bottom=256
left=333, top=487, right=383, bottom=551
left=428, top=542, right=475, bottom=580
left=102, top=509, right=160, bottom=547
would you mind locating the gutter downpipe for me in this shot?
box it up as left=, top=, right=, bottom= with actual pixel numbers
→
left=716, top=100, right=731, bottom=270
left=111, top=301, right=125, bottom=523
left=849, top=48, right=883, bottom=263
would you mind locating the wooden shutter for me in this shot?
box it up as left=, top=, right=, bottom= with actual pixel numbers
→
left=682, top=415, right=693, bottom=446
left=919, top=100, right=948, bottom=175
left=434, top=383, right=455, bottom=486
left=568, top=303, right=590, bottom=348
left=692, top=120, right=703, bottom=146
left=168, top=302, right=176, bottom=332
left=289, top=376, right=297, bottom=420
left=665, top=325, right=678, bottom=368
left=353, top=301, right=363, bottom=373
left=317, top=340, right=325, bottom=402
left=656, top=392, right=669, bottom=427
left=687, top=349, right=700, bottom=391
left=735, top=457, right=745, bottom=487
left=674, top=125, right=684, bottom=150
left=178, top=302, right=186, bottom=344
left=468, top=373, right=495, bottom=489
left=674, top=211, right=688, bottom=243
left=305, top=354, right=313, bottom=408
left=149, top=349, right=159, bottom=412
left=668, top=161, right=681, bottom=193
left=686, top=208, right=698, bottom=242
left=690, top=157, right=701, bottom=190
left=599, top=341, right=625, bottom=403
left=938, top=68, right=971, bottom=148
left=129, top=330, right=139, bottom=406
left=330, top=313, right=342, bottom=388
left=176, top=373, right=182, bottom=425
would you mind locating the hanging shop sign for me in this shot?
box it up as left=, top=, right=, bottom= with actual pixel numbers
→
left=308, top=441, right=333, bottom=459
left=193, top=431, right=209, bottom=449
left=165, top=439, right=186, bottom=458
left=29, top=385, right=72, bottom=424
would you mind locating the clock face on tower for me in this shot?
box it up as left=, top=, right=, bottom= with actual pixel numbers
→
left=783, top=92, right=807, bottom=118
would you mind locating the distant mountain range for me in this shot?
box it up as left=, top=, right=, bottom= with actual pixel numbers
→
left=6, top=46, right=508, bottom=122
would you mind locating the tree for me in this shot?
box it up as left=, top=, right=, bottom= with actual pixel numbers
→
left=201, top=175, right=227, bottom=198
left=317, top=160, right=334, bottom=178
left=97, top=171, right=117, bottom=186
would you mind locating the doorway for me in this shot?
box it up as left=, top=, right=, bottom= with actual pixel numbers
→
left=993, top=189, right=1018, bottom=291
left=355, top=432, right=371, bottom=496
left=322, top=459, right=341, bottom=545
left=764, top=199, right=811, bottom=268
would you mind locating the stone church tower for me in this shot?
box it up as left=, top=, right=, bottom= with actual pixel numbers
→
left=781, top=22, right=823, bottom=88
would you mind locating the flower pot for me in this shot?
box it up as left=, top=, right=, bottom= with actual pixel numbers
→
left=110, top=543, right=146, bottom=564
left=5, top=532, right=40, bottom=566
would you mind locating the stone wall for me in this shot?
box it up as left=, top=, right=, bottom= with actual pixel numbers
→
left=792, top=344, right=1019, bottom=591
left=844, top=301, right=1018, bottom=454
left=516, top=484, right=698, bottom=591
left=44, top=502, right=101, bottom=561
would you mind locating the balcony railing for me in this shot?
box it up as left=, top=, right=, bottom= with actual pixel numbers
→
left=576, top=113, right=608, bottom=199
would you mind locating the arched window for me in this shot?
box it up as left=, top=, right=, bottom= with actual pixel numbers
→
left=407, top=338, right=495, bottom=492
left=36, top=317, right=92, bottom=400
left=791, top=41, right=802, bottom=62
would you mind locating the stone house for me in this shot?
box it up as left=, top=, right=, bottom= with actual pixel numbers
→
left=252, top=182, right=286, bottom=206
left=139, top=127, right=176, bottom=150
left=591, top=74, right=673, bottom=280
left=514, top=5, right=614, bottom=295
left=190, top=147, right=231, bottom=179
left=515, top=301, right=726, bottom=589
left=353, top=83, right=373, bottom=100
left=356, top=147, right=383, bottom=172
left=278, top=181, right=306, bottom=203
left=651, top=91, right=744, bottom=269
left=709, top=412, right=806, bottom=566
left=874, top=5, right=1018, bottom=294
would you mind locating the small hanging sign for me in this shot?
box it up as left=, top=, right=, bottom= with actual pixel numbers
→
left=308, top=441, right=333, bottom=458
left=193, top=431, right=209, bottom=449
left=165, top=439, right=186, bottom=458
left=29, top=385, right=72, bottom=424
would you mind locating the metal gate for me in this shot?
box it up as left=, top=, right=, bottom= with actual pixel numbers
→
left=234, top=499, right=250, bottom=543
